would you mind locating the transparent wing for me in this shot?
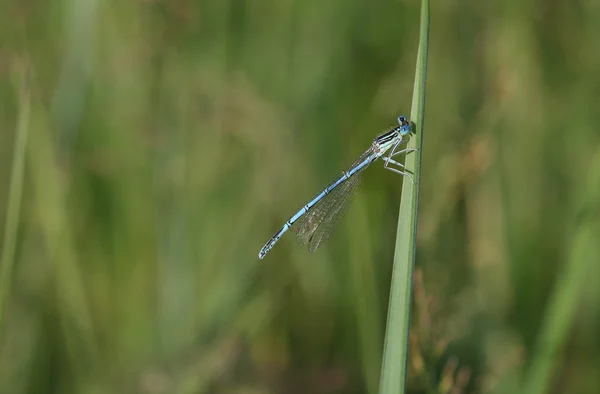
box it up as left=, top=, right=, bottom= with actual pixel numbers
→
left=295, top=151, right=371, bottom=251
left=306, top=170, right=364, bottom=252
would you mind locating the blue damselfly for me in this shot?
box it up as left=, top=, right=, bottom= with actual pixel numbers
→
left=258, top=115, right=416, bottom=259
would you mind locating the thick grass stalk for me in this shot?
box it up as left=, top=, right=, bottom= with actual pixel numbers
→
left=378, top=0, right=429, bottom=393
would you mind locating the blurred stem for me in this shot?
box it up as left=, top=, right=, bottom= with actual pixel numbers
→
left=0, top=69, right=30, bottom=325
left=28, top=86, right=98, bottom=371
left=378, top=0, right=429, bottom=393
left=522, top=148, right=600, bottom=394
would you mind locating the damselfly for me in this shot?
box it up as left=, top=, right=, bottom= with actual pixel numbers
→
left=258, top=115, right=416, bottom=259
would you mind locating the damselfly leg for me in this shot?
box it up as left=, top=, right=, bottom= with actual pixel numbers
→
left=383, top=145, right=418, bottom=183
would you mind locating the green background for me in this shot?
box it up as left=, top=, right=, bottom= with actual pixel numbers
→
left=1, top=1, right=599, bottom=393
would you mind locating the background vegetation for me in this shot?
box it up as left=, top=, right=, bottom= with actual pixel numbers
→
left=1, top=0, right=599, bottom=393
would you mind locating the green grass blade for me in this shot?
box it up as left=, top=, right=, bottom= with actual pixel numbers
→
left=0, top=69, right=31, bottom=325
left=378, top=0, right=429, bottom=393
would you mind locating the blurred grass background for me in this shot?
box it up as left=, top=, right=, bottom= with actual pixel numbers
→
left=1, top=0, right=600, bottom=393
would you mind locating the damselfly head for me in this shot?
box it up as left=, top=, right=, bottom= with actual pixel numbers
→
left=397, top=115, right=412, bottom=136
